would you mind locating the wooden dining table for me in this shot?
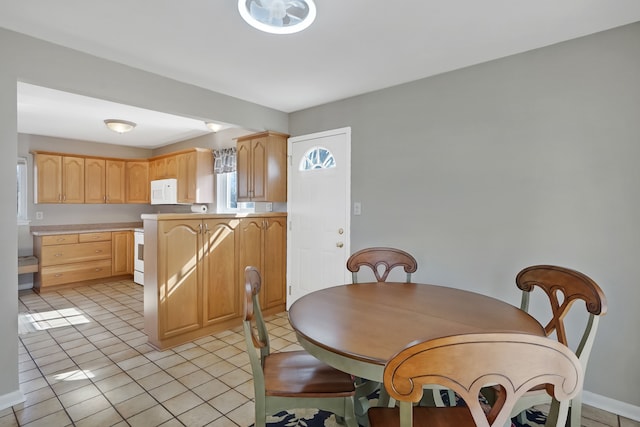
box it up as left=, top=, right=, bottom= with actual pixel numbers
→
left=288, top=282, right=546, bottom=383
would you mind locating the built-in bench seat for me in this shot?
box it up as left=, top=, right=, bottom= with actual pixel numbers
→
left=18, top=256, right=39, bottom=275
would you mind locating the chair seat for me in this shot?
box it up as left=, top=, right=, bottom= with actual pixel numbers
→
left=368, top=406, right=475, bottom=427
left=264, top=350, right=356, bottom=398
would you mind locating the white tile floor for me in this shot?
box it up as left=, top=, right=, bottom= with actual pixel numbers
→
left=1, top=280, right=637, bottom=427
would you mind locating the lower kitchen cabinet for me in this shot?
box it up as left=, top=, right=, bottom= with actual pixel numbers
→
left=112, top=231, right=134, bottom=275
left=143, top=213, right=285, bottom=349
left=144, top=217, right=243, bottom=349
left=238, top=216, right=287, bottom=312
left=34, top=231, right=123, bottom=292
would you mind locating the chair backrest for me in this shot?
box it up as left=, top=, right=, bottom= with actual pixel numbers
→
left=516, top=265, right=607, bottom=369
left=384, top=333, right=583, bottom=427
left=243, top=266, right=270, bottom=377
left=346, top=247, right=418, bottom=283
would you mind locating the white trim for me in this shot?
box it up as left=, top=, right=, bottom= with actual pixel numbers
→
left=0, top=389, right=24, bottom=411
left=583, top=391, right=640, bottom=421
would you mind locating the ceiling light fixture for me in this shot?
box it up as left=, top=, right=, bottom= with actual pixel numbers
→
left=205, top=122, right=223, bottom=132
left=104, top=119, right=136, bottom=133
left=238, top=0, right=316, bottom=35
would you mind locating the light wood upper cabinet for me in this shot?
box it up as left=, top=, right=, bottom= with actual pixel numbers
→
left=34, top=153, right=84, bottom=203
left=85, top=158, right=106, bottom=203
left=106, top=160, right=126, bottom=204
left=236, top=131, right=288, bottom=202
left=176, top=149, right=214, bottom=204
left=63, top=156, right=85, bottom=203
left=149, top=155, right=177, bottom=181
left=126, top=160, right=149, bottom=203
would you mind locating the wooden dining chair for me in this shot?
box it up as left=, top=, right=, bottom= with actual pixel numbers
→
left=347, top=247, right=418, bottom=283
left=368, top=333, right=583, bottom=427
left=505, top=265, right=607, bottom=427
left=242, top=266, right=358, bottom=427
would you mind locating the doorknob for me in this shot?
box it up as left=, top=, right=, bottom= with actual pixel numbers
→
left=336, top=242, right=344, bottom=248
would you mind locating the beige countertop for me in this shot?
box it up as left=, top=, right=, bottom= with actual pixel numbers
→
left=140, top=212, right=287, bottom=221
left=30, top=222, right=143, bottom=236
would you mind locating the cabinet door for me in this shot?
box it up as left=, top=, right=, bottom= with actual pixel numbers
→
left=250, top=137, right=268, bottom=201
left=106, top=160, right=126, bottom=203
left=149, top=159, right=160, bottom=182
left=202, top=219, right=240, bottom=326
left=85, top=158, right=106, bottom=204
left=177, top=151, right=196, bottom=203
left=157, top=220, right=202, bottom=339
left=112, top=231, right=133, bottom=275
left=238, top=217, right=264, bottom=298
left=166, top=155, right=178, bottom=178
left=35, top=154, right=62, bottom=203
left=263, top=217, right=287, bottom=310
left=62, top=156, right=85, bottom=203
left=236, top=140, right=252, bottom=201
left=126, top=161, right=149, bottom=203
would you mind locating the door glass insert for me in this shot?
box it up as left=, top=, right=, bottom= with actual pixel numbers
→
left=299, top=146, right=336, bottom=171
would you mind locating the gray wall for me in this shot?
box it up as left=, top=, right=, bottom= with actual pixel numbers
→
left=0, top=28, right=287, bottom=405
left=290, top=23, right=640, bottom=407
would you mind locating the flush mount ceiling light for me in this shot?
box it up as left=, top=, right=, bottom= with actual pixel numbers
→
left=104, top=119, right=136, bottom=133
left=205, top=121, right=223, bottom=132
left=238, top=0, right=316, bottom=35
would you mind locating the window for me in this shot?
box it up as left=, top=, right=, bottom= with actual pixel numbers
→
left=216, top=171, right=254, bottom=213
left=299, top=146, right=336, bottom=171
left=17, top=157, right=28, bottom=224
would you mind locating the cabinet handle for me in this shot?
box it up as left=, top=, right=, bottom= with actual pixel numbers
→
left=54, top=273, right=63, bottom=277
left=58, top=194, right=62, bottom=202
left=54, top=253, right=63, bottom=257
left=95, top=250, right=102, bottom=253
left=95, top=268, right=102, bottom=272
left=56, top=238, right=65, bottom=242
left=204, top=223, right=210, bottom=234
left=63, top=195, right=66, bottom=201
left=198, top=223, right=203, bottom=234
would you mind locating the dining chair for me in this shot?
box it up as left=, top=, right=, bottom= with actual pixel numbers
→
left=506, top=264, right=607, bottom=427
left=368, top=333, right=583, bottom=427
left=242, top=266, right=358, bottom=427
left=347, top=247, right=418, bottom=283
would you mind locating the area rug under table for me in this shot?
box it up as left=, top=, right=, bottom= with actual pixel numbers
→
left=251, top=390, right=547, bottom=427
left=253, top=408, right=546, bottom=427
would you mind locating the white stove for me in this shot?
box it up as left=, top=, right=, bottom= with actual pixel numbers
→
left=134, top=228, right=144, bottom=285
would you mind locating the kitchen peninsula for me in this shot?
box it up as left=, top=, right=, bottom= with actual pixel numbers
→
left=142, top=212, right=286, bottom=350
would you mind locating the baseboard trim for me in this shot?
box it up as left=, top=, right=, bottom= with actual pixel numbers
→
left=583, top=391, right=640, bottom=421
left=0, top=389, right=24, bottom=411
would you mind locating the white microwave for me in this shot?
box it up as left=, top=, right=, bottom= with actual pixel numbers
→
left=150, top=178, right=178, bottom=205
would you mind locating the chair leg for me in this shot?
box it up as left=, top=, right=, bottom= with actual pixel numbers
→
left=344, top=395, right=359, bottom=427
left=254, top=398, right=266, bottom=427
left=570, top=393, right=583, bottom=427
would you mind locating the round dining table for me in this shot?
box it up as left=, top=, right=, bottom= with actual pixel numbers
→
left=288, top=282, right=545, bottom=383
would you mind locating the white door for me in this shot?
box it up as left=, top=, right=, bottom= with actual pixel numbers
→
left=287, top=127, right=351, bottom=308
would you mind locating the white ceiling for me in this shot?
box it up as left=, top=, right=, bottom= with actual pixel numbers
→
left=3, top=0, right=640, bottom=147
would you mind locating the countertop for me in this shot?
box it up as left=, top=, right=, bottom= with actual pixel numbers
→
left=140, top=212, right=287, bottom=221
left=30, top=222, right=143, bottom=236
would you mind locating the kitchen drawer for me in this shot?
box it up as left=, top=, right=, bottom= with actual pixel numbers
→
left=42, top=234, right=79, bottom=246
left=41, top=259, right=112, bottom=286
left=41, top=241, right=112, bottom=266
left=78, top=232, right=112, bottom=243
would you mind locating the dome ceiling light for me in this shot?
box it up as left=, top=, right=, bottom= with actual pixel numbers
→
left=238, top=0, right=317, bottom=35
left=104, top=119, right=136, bottom=133
left=205, top=121, right=223, bottom=132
